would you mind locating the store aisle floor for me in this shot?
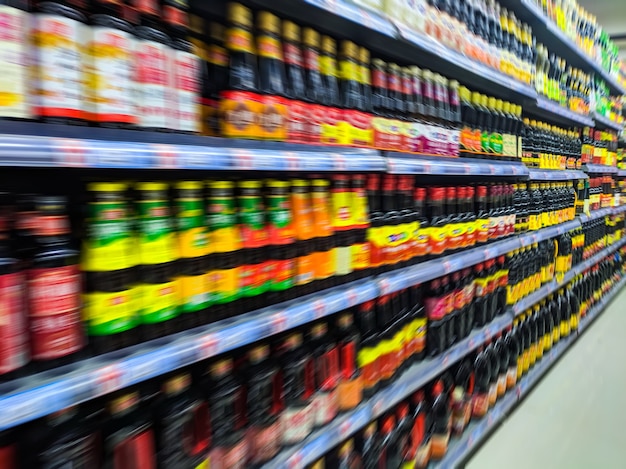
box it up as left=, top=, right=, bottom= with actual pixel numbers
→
left=467, top=288, right=626, bottom=469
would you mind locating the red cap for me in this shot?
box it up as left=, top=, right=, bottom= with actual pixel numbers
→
left=381, top=415, right=396, bottom=434
left=446, top=186, right=456, bottom=199
left=397, top=403, right=409, bottom=420
left=466, top=185, right=475, bottom=197
left=414, top=187, right=426, bottom=200
left=476, top=185, right=487, bottom=197
left=428, top=186, right=445, bottom=199
left=432, top=380, right=444, bottom=396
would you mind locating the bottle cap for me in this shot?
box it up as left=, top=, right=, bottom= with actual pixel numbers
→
left=303, top=27, right=320, bottom=47
left=227, top=2, right=252, bottom=27
left=321, top=35, right=336, bottom=54
left=257, top=11, right=280, bottom=34
left=282, top=20, right=300, bottom=42
left=340, top=40, right=358, bottom=59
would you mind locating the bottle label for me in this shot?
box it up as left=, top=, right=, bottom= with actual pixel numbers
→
left=226, top=26, right=253, bottom=53
left=358, top=345, right=379, bottom=392
left=136, top=38, right=169, bottom=129
left=296, top=252, right=315, bottom=286
left=219, top=90, right=263, bottom=139
left=334, top=245, right=352, bottom=276
left=267, top=192, right=294, bottom=244
left=313, top=388, right=338, bottom=426
left=351, top=242, right=370, bottom=271
left=280, top=404, right=314, bottom=445
left=319, top=55, right=337, bottom=77
left=337, top=374, right=362, bottom=411
left=286, top=100, right=310, bottom=144
left=137, top=199, right=176, bottom=264
left=33, top=14, right=85, bottom=119
left=0, top=272, right=27, bottom=374
left=0, top=6, right=30, bottom=118
left=284, top=42, right=302, bottom=66
left=28, top=265, right=83, bottom=360
left=246, top=422, right=281, bottom=465
left=87, top=26, right=136, bottom=124
left=412, top=317, right=427, bottom=354
left=261, top=94, right=288, bottom=141
left=82, top=290, right=137, bottom=336
left=489, top=133, right=503, bottom=154
left=257, top=34, right=282, bottom=60
left=207, top=193, right=239, bottom=253
left=429, top=225, right=448, bottom=255
left=83, top=200, right=132, bottom=271
left=270, top=258, right=295, bottom=291
left=339, top=59, right=357, bottom=81
left=312, top=248, right=334, bottom=281
left=304, top=48, right=319, bottom=71
left=425, top=296, right=445, bottom=320
left=331, top=188, right=352, bottom=231
left=179, top=274, right=209, bottom=313
left=177, top=199, right=208, bottom=258
left=239, top=194, right=268, bottom=249
left=211, top=267, right=239, bottom=304
left=112, top=428, right=156, bottom=469
left=319, top=105, right=341, bottom=145
left=239, top=262, right=263, bottom=298
left=292, top=191, right=313, bottom=241
left=171, top=49, right=201, bottom=132
left=139, top=281, right=179, bottom=324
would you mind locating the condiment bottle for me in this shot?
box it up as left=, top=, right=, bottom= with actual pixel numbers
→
left=220, top=2, right=261, bottom=139
left=283, top=20, right=308, bottom=143
left=335, top=310, right=363, bottom=411
left=309, top=321, right=339, bottom=427
left=430, top=380, right=451, bottom=460
left=28, top=196, right=83, bottom=370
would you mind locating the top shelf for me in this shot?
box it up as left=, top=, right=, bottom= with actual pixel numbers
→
left=501, top=0, right=626, bottom=96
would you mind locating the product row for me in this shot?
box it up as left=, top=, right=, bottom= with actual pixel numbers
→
left=296, top=251, right=625, bottom=468
left=1, top=247, right=622, bottom=469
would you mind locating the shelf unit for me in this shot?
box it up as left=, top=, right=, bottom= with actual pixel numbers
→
left=593, top=113, right=625, bottom=132
left=435, top=274, right=626, bottom=468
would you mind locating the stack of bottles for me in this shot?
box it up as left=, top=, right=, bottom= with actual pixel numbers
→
left=458, top=88, right=523, bottom=160
left=593, top=78, right=624, bottom=126
left=0, top=0, right=201, bottom=133
left=581, top=128, right=619, bottom=167
left=521, top=120, right=582, bottom=170
left=534, top=44, right=591, bottom=114
left=385, top=0, right=536, bottom=86
left=308, top=252, right=624, bottom=467
left=505, top=241, right=555, bottom=307
left=535, top=0, right=623, bottom=77
left=512, top=181, right=578, bottom=233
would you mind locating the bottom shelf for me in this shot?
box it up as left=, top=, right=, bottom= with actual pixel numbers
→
left=435, top=274, right=626, bottom=469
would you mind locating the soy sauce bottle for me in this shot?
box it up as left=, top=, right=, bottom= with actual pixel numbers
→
left=302, top=28, right=326, bottom=105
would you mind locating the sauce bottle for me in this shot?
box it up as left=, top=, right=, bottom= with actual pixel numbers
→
left=427, top=186, right=448, bottom=257
left=356, top=300, right=379, bottom=398
left=310, top=178, right=334, bottom=291
left=257, top=11, right=288, bottom=141
left=238, top=180, right=269, bottom=312
left=332, top=175, right=354, bottom=283
left=266, top=180, right=295, bottom=303
left=283, top=20, right=308, bottom=144
left=104, top=391, right=156, bottom=469
left=135, top=183, right=179, bottom=340
left=82, top=183, right=137, bottom=354
left=207, top=358, right=247, bottom=468
left=351, top=174, right=370, bottom=279
left=203, top=21, right=229, bottom=136
left=430, top=380, right=450, bottom=460
left=0, top=195, right=27, bottom=381
left=220, top=2, right=261, bottom=139
left=0, top=0, right=30, bottom=120
left=245, top=344, right=281, bottom=465
left=309, top=322, right=340, bottom=427
left=358, top=421, right=380, bottom=469
left=277, top=332, right=315, bottom=445
left=472, top=348, right=490, bottom=418
left=335, top=310, right=363, bottom=411
left=28, top=196, right=83, bottom=370
left=156, top=373, right=209, bottom=468
left=425, top=278, right=446, bottom=357
left=292, top=179, right=315, bottom=296
left=32, top=1, right=86, bottom=124
left=25, top=405, right=100, bottom=467
left=207, top=181, right=241, bottom=321
left=318, top=34, right=342, bottom=145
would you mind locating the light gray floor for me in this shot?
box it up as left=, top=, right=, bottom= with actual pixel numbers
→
left=467, top=287, right=626, bottom=469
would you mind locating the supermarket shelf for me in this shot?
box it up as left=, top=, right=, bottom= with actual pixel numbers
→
left=518, top=219, right=580, bottom=248
left=578, top=206, right=613, bottom=224
left=593, top=113, right=624, bottom=132
left=266, top=314, right=513, bottom=469
left=0, top=218, right=584, bottom=431
left=0, top=129, right=386, bottom=172
left=0, top=277, right=380, bottom=431
left=501, top=0, right=626, bottom=96
left=513, top=236, right=626, bottom=315
left=386, top=154, right=529, bottom=177
left=436, top=275, right=626, bottom=468
left=531, top=97, right=594, bottom=127
left=392, top=21, right=537, bottom=101
left=527, top=168, right=588, bottom=181
left=614, top=204, right=626, bottom=214
left=582, top=164, right=618, bottom=174
left=617, top=170, right=626, bottom=177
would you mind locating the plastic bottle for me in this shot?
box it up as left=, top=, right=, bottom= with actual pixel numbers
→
left=430, top=380, right=450, bottom=460
left=283, top=20, right=308, bottom=143
left=335, top=310, right=363, bottom=411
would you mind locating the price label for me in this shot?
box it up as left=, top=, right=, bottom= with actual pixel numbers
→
left=152, top=143, right=178, bottom=168
left=287, top=451, right=303, bottom=469
left=231, top=149, right=253, bottom=170
left=442, top=353, right=450, bottom=366
left=198, top=333, right=220, bottom=360
left=379, top=278, right=392, bottom=295
left=339, top=420, right=353, bottom=438
left=313, top=299, right=327, bottom=319
left=463, top=163, right=471, bottom=174
left=95, top=364, right=123, bottom=395
left=421, top=161, right=432, bottom=174
left=347, top=288, right=359, bottom=307
left=442, top=260, right=452, bottom=274
left=334, top=153, right=347, bottom=171
left=285, top=151, right=299, bottom=171
left=54, top=138, right=87, bottom=167
left=484, top=327, right=491, bottom=341
left=270, top=311, right=288, bottom=335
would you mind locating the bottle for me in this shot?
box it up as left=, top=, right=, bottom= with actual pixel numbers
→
left=283, top=20, right=308, bottom=144
left=257, top=11, right=288, bottom=141
left=430, top=380, right=450, bottom=460
left=356, top=300, right=380, bottom=398
left=0, top=195, right=27, bottom=380
left=245, top=344, right=281, bottom=465
left=309, top=322, right=340, bottom=427
left=220, top=2, right=261, bottom=139
left=278, top=332, right=315, bottom=446
left=335, top=310, right=363, bottom=411
left=472, top=348, right=490, bottom=418
left=318, top=34, right=342, bottom=145
left=104, top=391, right=157, bottom=468
left=156, top=373, right=209, bottom=468
left=25, top=406, right=100, bottom=467
left=135, top=183, right=180, bottom=340
left=28, top=196, right=83, bottom=370
left=32, top=1, right=86, bottom=124
left=82, top=183, right=138, bottom=354
left=206, top=358, right=247, bottom=467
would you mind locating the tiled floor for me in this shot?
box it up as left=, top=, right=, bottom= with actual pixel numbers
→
left=467, top=287, right=626, bottom=469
